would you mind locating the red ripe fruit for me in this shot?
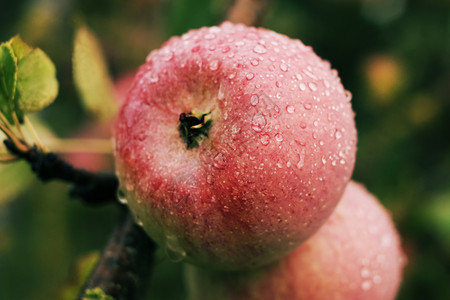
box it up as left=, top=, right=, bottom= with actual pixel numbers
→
left=186, top=181, right=406, bottom=300
left=114, top=22, right=357, bottom=270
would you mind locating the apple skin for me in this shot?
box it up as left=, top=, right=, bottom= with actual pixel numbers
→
left=185, top=181, right=406, bottom=300
left=114, top=22, right=357, bottom=270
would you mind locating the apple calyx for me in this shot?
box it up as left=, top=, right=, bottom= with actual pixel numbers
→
left=178, top=110, right=212, bottom=149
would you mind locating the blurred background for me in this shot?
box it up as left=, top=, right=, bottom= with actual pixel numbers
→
left=0, top=0, right=449, bottom=299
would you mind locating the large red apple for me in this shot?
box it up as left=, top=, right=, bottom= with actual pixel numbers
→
left=186, top=181, right=406, bottom=299
left=114, top=22, right=357, bottom=270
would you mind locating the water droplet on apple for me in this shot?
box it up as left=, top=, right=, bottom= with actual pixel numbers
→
left=276, top=81, right=282, bottom=88
left=321, top=156, right=327, bottom=164
left=213, top=153, right=227, bottom=169
left=275, top=133, right=283, bottom=142
left=253, top=44, right=267, bottom=54
left=297, top=148, right=306, bottom=169
left=345, top=90, right=352, bottom=102
left=209, top=60, right=219, bottom=70
left=260, top=134, right=270, bottom=145
left=361, top=280, right=372, bottom=291
left=165, top=234, right=186, bottom=262
left=296, top=73, right=303, bottom=80
left=299, top=83, right=307, bottom=91
left=280, top=63, right=288, bottom=72
left=251, top=59, right=259, bottom=66
left=250, top=95, right=259, bottom=106
left=308, top=82, right=318, bottom=91
left=252, top=113, right=266, bottom=132
left=117, top=188, right=128, bottom=205
left=303, top=103, right=312, bottom=110
left=222, top=46, right=231, bottom=53
left=299, top=122, right=307, bottom=129
left=231, top=124, right=240, bottom=135
left=335, top=129, right=342, bottom=139
left=373, top=275, right=382, bottom=284
left=286, top=105, right=295, bottom=113
left=246, top=73, right=255, bottom=80
left=276, top=161, right=283, bottom=168
left=360, top=267, right=371, bottom=278
left=204, top=33, right=216, bottom=40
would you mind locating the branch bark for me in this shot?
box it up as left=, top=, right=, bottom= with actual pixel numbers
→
left=4, top=140, right=118, bottom=205
left=226, top=0, right=270, bottom=26
left=78, top=211, right=157, bottom=300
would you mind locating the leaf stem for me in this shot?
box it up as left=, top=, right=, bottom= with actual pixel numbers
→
left=24, top=116, right=47, bottom=152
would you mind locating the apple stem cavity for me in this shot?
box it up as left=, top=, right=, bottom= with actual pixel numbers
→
left=179, top=111, right=212, bottom=149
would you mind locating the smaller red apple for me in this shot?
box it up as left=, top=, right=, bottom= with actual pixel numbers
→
left=185, top=181, right=406, bottom=300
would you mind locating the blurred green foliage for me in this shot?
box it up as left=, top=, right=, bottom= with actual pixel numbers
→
left=0, top=0, right=449, bottom=299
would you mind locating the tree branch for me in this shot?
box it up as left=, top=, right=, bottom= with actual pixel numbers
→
left=78, top=211, right=157, bottom=300
left=3, top=139, right=118, bottom=205
left=226, top=0, right=270, bottom=26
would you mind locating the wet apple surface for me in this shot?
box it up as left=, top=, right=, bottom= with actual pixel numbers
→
left=114, top=22, right=357, bottom=270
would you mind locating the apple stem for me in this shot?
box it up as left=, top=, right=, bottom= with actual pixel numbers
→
left=179, top=111, right=212, bottom=149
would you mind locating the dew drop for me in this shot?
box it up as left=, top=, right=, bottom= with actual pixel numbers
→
left=313, top=120, right=319, bottom=127
left=217, top=84, right=225, bottom=99
left=308, top=82, right=318, bottom=91
left=276, top=81, right=282, bottom=88
left=335, top=130, right=342, bottom=139
left=299, top=122, right=307, bottom=129
left=191, top=45, right=200, bottom=53
left=228, top=73, right=236, bottom=80
left=252, top=113, right=266, bottom=132
left=276, top=161, right=283, bottom=168
left=296, top=74, right=303, bottom=80
left=276, top=92, right=281, bottom=99
left=275, top=133, right=283, bottom=142
left=286, top=105, right=295, bottom=114
left=361, top=268, right=370, bottom=278
left=253, top=44, right=267, bottom=54
left=246, top=73, right=255, bottom=80
left=117, top=188, right=128, bottom=205
left=250, top=95, right=259, bottom=106
left=299, top=83, right=307, bottom=91
left=165, top=234, right=187, bottom=262
left=345, top=90, right=352, bottom=102
left=319, top=140, right=324, bottom=146
left=213, top=153, right=227, bottom=169
left=321, top=156, right=327, bottom=164
left=222, top=46, right=230, bottom=53
left=251, top=59, right=259, bottom=66
left=260, top=134, right=270, bottom=145
left=297, top=148, right=306, bottom=169
left=286, top=161, right=292, bottom=168
left=280, top=63, right=288, bottom=72
left=361, top=280, right=372, bottom=291
left=303, top=103, right=312, bottom=110
left=209, top=60, right=219, bottom=70
left=149, top=74, right=159, bottom=83
left=231, top=124, right=240, bottom=135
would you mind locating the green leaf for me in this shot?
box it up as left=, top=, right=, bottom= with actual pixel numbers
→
left=0, top=44, right=18, bottom=123
left=16, top=48, right=58, bottom=113
left=9, top=35, right=32, bottom=60
left=73, top=26, right=118, bottom=121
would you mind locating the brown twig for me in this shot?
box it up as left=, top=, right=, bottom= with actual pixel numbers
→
left=226, top=0, right=270, bottom=26
left=78, top=211, right=156, bottom=300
